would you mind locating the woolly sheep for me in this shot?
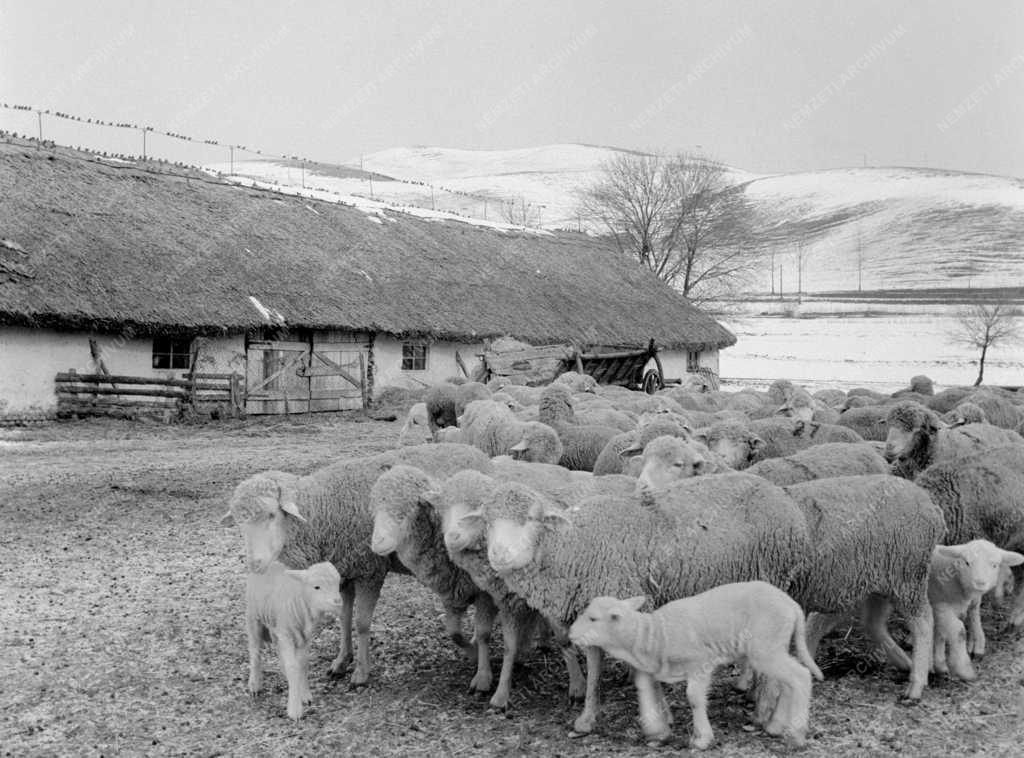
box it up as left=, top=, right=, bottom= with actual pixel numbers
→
left=454, top=381, right=492, bottom=416
left=434, top=426, right=465, bottom=443
left=246, top=561, right=343, bottom=720
left=928, top=540, right=1024, bottom=681
left=460, top=399, right=557, bottom=461
left=960, top=390, right=1022, bottom=429
left=592, top=414, right=694, bottom=476
left=941, top=401, right=987, bottom=427
left=893, top=374, right=935, bottom=398
left=913, top=445, right=1024, bottom=627
left=693, top=420, right=766, bottom=469
left=781, top=475, right=942, bottom=700
left=222, top=443, right=492, bottom=684
left=494, top=383, right=543, bottom=407
left=776, top=388, right=816, bottom=423
left=926, top=386, right=974, bottom=414
left=847, top=387, right=890, bottom=402
left=697, top=418, right=860, bottom=470
left=568, top=586, right=822, bottom=749
left=744, top=442, right=890, bottom=486
left=369, top=465, right=498, bottom=693
left=539, top=385, right=620, bottom=471
left=574, top=405, right=637, bottom=432
left=767, top=379, right=797, bottom=405
left=508, top=421, right=564, bottom=464
left=813, top=388, right=848, bottom=408
left=837, top=405, right=891, bottom=441
left=430, top=468, right=633, bottom=708
left=633, top=435, right=731, bottom=493
left=554, top=370, right=598, bottom=393
left=481, top=473, right=811, bottom=733
left=397, top=402, right=433, bottom=447
left=884, top=401, right=1023, bottom=479
left=425, top=384, right=459, bottom=436
left=842, top=395, right=879, bottom=411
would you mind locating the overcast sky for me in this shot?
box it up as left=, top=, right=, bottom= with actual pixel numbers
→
left=1, top=0, right=1021, bottom=176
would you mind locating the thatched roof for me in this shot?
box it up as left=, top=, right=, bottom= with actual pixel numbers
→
left=0, top=142, right=735, bottom=351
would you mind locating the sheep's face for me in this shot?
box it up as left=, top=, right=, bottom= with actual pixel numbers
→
left=777, top=403, right=814, bottom=424
left=487, top=517, right=539, bottom=573
left=635, top=437, right=708, bottom=495
left=883, top=425, right=917, bottom=463
left=705, top=432, right=762, bottom=470
left=227, top=473, right=305, bottom=573
left=568, top=595, right=646, bottom=649
left=370, top=511, right=406, bottom=555
left=949, top=541, right=1024, bottom=594
left=291, top=563, right=344, bottom=617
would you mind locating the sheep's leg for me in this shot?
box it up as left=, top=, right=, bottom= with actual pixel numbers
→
left=350, top=577, right=384, bottom=686
left=469, top=595, right=496, bottom=694
left=490, top=608, right=529, bottom=709
left=804, top=611, right=843, bottom=659
left=296, top=645, right=313, bottom=706
left=932, top=612, right=949, bottom=676
left=863, top=595, right=912, bottom=672
left=278, top=639, right=307, bottom=721
left=329, top=582, right=356, bottom=675
left=653, top=679, right=673, bottom=726
left=561, top=643, right=586, bottom=702
left=685, top=670, right=715, bottom=750
left=966, top=599, right=986, bottom=658
left=902, top=599, right=934, bottom=700
left=935, top=607, right=975, bottom=681
left=246, top=618, right=264, bottom=697
left=571, top=645, right=603, bottom=734
left=634, top=669, right=672, bottom=744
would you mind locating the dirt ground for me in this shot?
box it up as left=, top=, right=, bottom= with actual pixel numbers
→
left=2, top=413, right=1023, bottom=757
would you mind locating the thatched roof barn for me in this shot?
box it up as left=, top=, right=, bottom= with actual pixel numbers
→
left=0, top=140, right=734, bottom=417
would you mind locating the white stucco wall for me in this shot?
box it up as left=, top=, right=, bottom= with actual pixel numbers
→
left=651, top=348, right=720, bottom=383
left=0, top=326, right=245, bottom=414
left=373, top=336, right=486, bottom=394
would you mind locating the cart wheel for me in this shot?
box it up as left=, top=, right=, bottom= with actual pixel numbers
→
left=641, top=369, right=661, bottom=395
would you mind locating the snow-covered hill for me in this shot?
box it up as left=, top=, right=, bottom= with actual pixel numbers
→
left=208, top=146, right=1024, bottom=293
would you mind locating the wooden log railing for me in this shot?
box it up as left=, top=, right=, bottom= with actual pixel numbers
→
left=55, top=369, right=243, bottom=420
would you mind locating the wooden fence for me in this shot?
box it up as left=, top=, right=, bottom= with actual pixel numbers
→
left=55, top=370, right=243, bottom=420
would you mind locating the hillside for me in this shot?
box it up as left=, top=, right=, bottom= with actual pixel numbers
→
left=208, top=146, right=1024, bottom=293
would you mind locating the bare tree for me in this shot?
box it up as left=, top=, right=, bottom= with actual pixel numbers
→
left=951, top=303, right=1022, bottom=386
left=577, top=151, right=758, bottom=305
left=794, top=237, right=808, bottom=304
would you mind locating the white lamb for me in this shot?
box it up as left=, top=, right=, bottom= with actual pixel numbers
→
left=568, top=583, right=822, bottom=750
left=246, top=561, right=343, bottom=720
left=928, top=539, right=1024, bottom=680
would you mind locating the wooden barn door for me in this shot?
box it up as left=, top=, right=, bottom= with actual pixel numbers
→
left=303, top=343, right=366, bottom=412
left=245, top=340, right=311, bottom=415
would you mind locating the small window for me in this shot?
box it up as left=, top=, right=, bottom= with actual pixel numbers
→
left=686, top=350, right=701, bottom=372
left=153, top=337, right=193, bottom=370
left=402, top=342, right=428, bottom=371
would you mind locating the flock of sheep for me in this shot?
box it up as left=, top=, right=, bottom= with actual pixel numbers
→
left=221, top=370, right=1024, bottom=750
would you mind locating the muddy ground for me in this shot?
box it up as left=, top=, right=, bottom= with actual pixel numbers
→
left=1, top=413, right=1022, bottom=757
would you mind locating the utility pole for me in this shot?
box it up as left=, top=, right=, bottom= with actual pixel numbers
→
left=368, top=175, right=374, bottom=199
left=230, top=145, right=234, bottom=175
left=141, top=127, right=146, bottom=159
left=36, top=111, right=42, bottom=148
left=770, top=247, right=776, bottom=295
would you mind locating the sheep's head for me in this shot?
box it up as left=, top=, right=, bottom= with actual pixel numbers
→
left=777, top=389, right=815, bottom=423
left=633, top=436, right=712, bottom=497
left=943, top=402, right=987, bottom=428
left=909, top=374, right=935, bottom=396
left=767, top=379, right=796, bottom=405
left=398, top=403, right=432, bottom=446
left=884, top=401, right=939, bottom=464
left=636, top=413, right=693, bottom=446
left=568, top=595, right=647, bottom=649
left=539, top=384, right=575, bottom=424
left=434, top=470, right=496, bottom=554
left=222, top=471, right=305, bottom=573
left=369, top=465, right=435, bottom=556
left=290, top=562, right=344, bottom=617
left=935, top=540, right=1024, bottom=595
left=484, top=482, right=569, bottom=573
left=700, top=422, right=765, bottom=470
left=509, top=421, right=563, bottom=464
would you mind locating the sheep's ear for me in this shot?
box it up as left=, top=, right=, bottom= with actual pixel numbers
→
left=284, top=568, right=306, bottom=580
left=1000, top=550, right=1024, bottom=567
left=219, top=511, right=236, bottom=527
left=623, top=595, right=648, bottom=611
left=458, top=509, right=485, bottom=528
left=542, top=507, right=572, bottom=528
left=619, top=443, right=643, bottom=458
left=749, top=434, right=766, bottom=452
left=378, top=462, right=394, bottom=473
left=792, top=419, right=806, bottom=436
left=420, top=488, right=441, bottom=507
left=679, top=424, right=694, bottom=440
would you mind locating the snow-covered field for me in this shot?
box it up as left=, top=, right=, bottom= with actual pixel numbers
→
left=720, top=311, right=1024, bottom=393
